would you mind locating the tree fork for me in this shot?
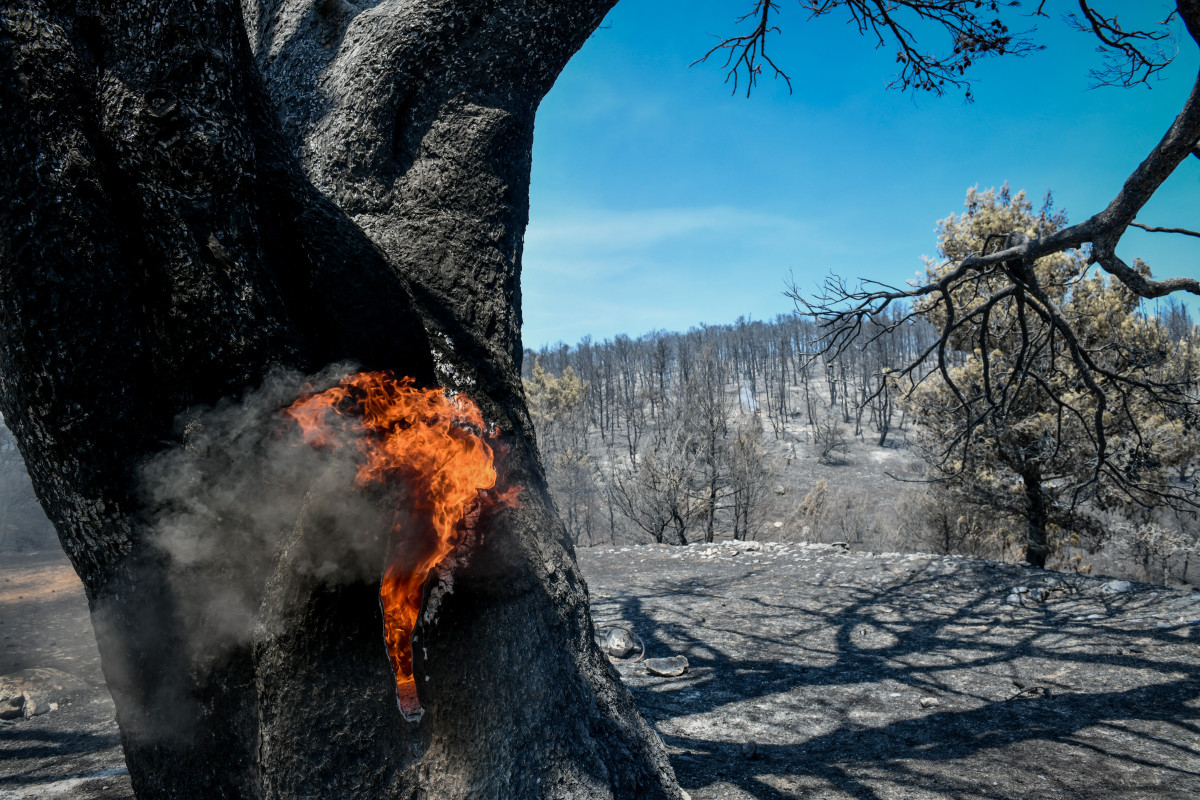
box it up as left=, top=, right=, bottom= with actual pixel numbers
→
left=0, top=1, right=681, bottom=797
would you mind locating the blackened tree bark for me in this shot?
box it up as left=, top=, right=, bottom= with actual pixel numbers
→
left=0, top=1, right=681, bottom=798
left=1020, top=465, right=1050, bottom=569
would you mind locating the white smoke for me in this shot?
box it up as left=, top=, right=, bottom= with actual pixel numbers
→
left=139, top=363, right=395, bottom=669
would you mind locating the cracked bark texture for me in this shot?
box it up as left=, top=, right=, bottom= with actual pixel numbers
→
left=0, top=0, right=682, bottom=798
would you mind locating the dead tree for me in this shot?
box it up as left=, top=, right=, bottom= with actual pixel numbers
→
left=610, top=411, right=699, bottom=545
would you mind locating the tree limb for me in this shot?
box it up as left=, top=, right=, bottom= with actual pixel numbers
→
left=1130, top=220, right=1200, bottom=239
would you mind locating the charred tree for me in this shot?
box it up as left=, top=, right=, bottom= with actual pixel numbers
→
left=1021, top=464, right=1051, bottom=569
left=0, top=1, right=680, bottom=798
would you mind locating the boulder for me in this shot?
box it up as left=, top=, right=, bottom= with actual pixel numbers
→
left=645, top=656, right=689, bottom=677
left=600, top=627, right=636, bottom=659
left=0, top=668, right=84, bottom=721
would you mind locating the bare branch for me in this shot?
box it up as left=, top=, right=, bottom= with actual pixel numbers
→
left=698, top=1, right=1038, bottom=99
left=794, top=168, right=1198, bottom=518
left=785, top=4, right=1200, bottom=569
left=1067, top=1, right=1177, bottom=87
left=691, top=1, right=792, bottom=96
left=818, top=0, right=1038, bottom=100
left=932, top=66, right=1200, bottom=298
left=1130, top=220, right=1200, bottom=239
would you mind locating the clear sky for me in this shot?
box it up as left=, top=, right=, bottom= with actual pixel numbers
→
left=520, top=0, right=1199, bottom=351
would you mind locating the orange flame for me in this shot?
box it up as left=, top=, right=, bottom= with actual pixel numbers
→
left=285, top=371, right=518, bottom=717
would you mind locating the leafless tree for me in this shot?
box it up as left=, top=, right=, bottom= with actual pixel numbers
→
left=683, top=344, right=733, bottom=543
left=728, top=413, right=772, bottom=539
left=610, top=412, right=699, bottom=545
left=814, top=403, right=852, bottom=464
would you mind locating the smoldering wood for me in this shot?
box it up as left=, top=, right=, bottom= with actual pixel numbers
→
left=0, top=1, right=681, bottom=798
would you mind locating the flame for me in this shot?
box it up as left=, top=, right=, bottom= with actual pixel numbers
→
left=285, top=371, right=518, bottom=717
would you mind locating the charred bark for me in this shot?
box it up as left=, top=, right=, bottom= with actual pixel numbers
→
left=0, top=1, right=680, bottom=798
left=1021, top=465, right=1050, bottom=569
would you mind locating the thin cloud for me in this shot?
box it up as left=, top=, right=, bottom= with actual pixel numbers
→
left=523, top=205, right=822, bottom=281
left=525, top=205, right=813, bottom=252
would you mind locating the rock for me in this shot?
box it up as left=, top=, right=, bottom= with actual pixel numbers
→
left=741, top=740, right=758, bottom=759
left=919, top=696, right=940, bottom=709
left=0, top=668, right=83, bottom=722
left=29, top=700, right=56, bottom=717
left=772, top=521, right=783, bottom=529
left=645, top=656, right=689, bottom=677
left=1012, top=586, right=1029, bottom=594
left=0, top=667, right=85, bottom=707
left=773, top=485, right=786, bottom=495
left=1028, top=587, right=1046, bottom=602
left=601, top=627, right=636, bottom=659
left=1102, top=580, right=1134, bottom=594
left=0, top=696, right=22, bottom=721
left=1005, top=594, right=1022, bottom=605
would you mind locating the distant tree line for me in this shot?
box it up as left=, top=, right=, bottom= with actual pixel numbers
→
left=522, top=310, right=939, bottom=546
left=0, top=421, right=57, bottom=551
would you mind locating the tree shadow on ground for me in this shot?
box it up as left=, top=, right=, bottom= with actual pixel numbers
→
left=590, top=558, right=1200, bottom=799
left=0, top=727, right=123, bottom=789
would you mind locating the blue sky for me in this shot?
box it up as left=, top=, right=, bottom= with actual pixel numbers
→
left=520, top=0, right=1199, bottom=350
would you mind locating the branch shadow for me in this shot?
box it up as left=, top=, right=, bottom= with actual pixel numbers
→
left=589, top=555, right=1200, bottom=799
left=0, top=727, right=124, bottom=788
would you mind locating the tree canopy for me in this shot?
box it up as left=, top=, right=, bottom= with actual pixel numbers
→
left=903, top=186, right=1199, bottom=566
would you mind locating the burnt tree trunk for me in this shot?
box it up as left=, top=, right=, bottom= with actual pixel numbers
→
left=1020, top=465, right=1050, bottom=568
left=0, top=1, right=681, bottom=798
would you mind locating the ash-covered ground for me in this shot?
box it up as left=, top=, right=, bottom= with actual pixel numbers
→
left=2, top=541, right=1198, bottom=799
left=587, top=541, right=1200, bottom=799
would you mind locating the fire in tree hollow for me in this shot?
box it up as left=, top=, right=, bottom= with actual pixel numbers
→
left=286, top=371, right=517, bottom=717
